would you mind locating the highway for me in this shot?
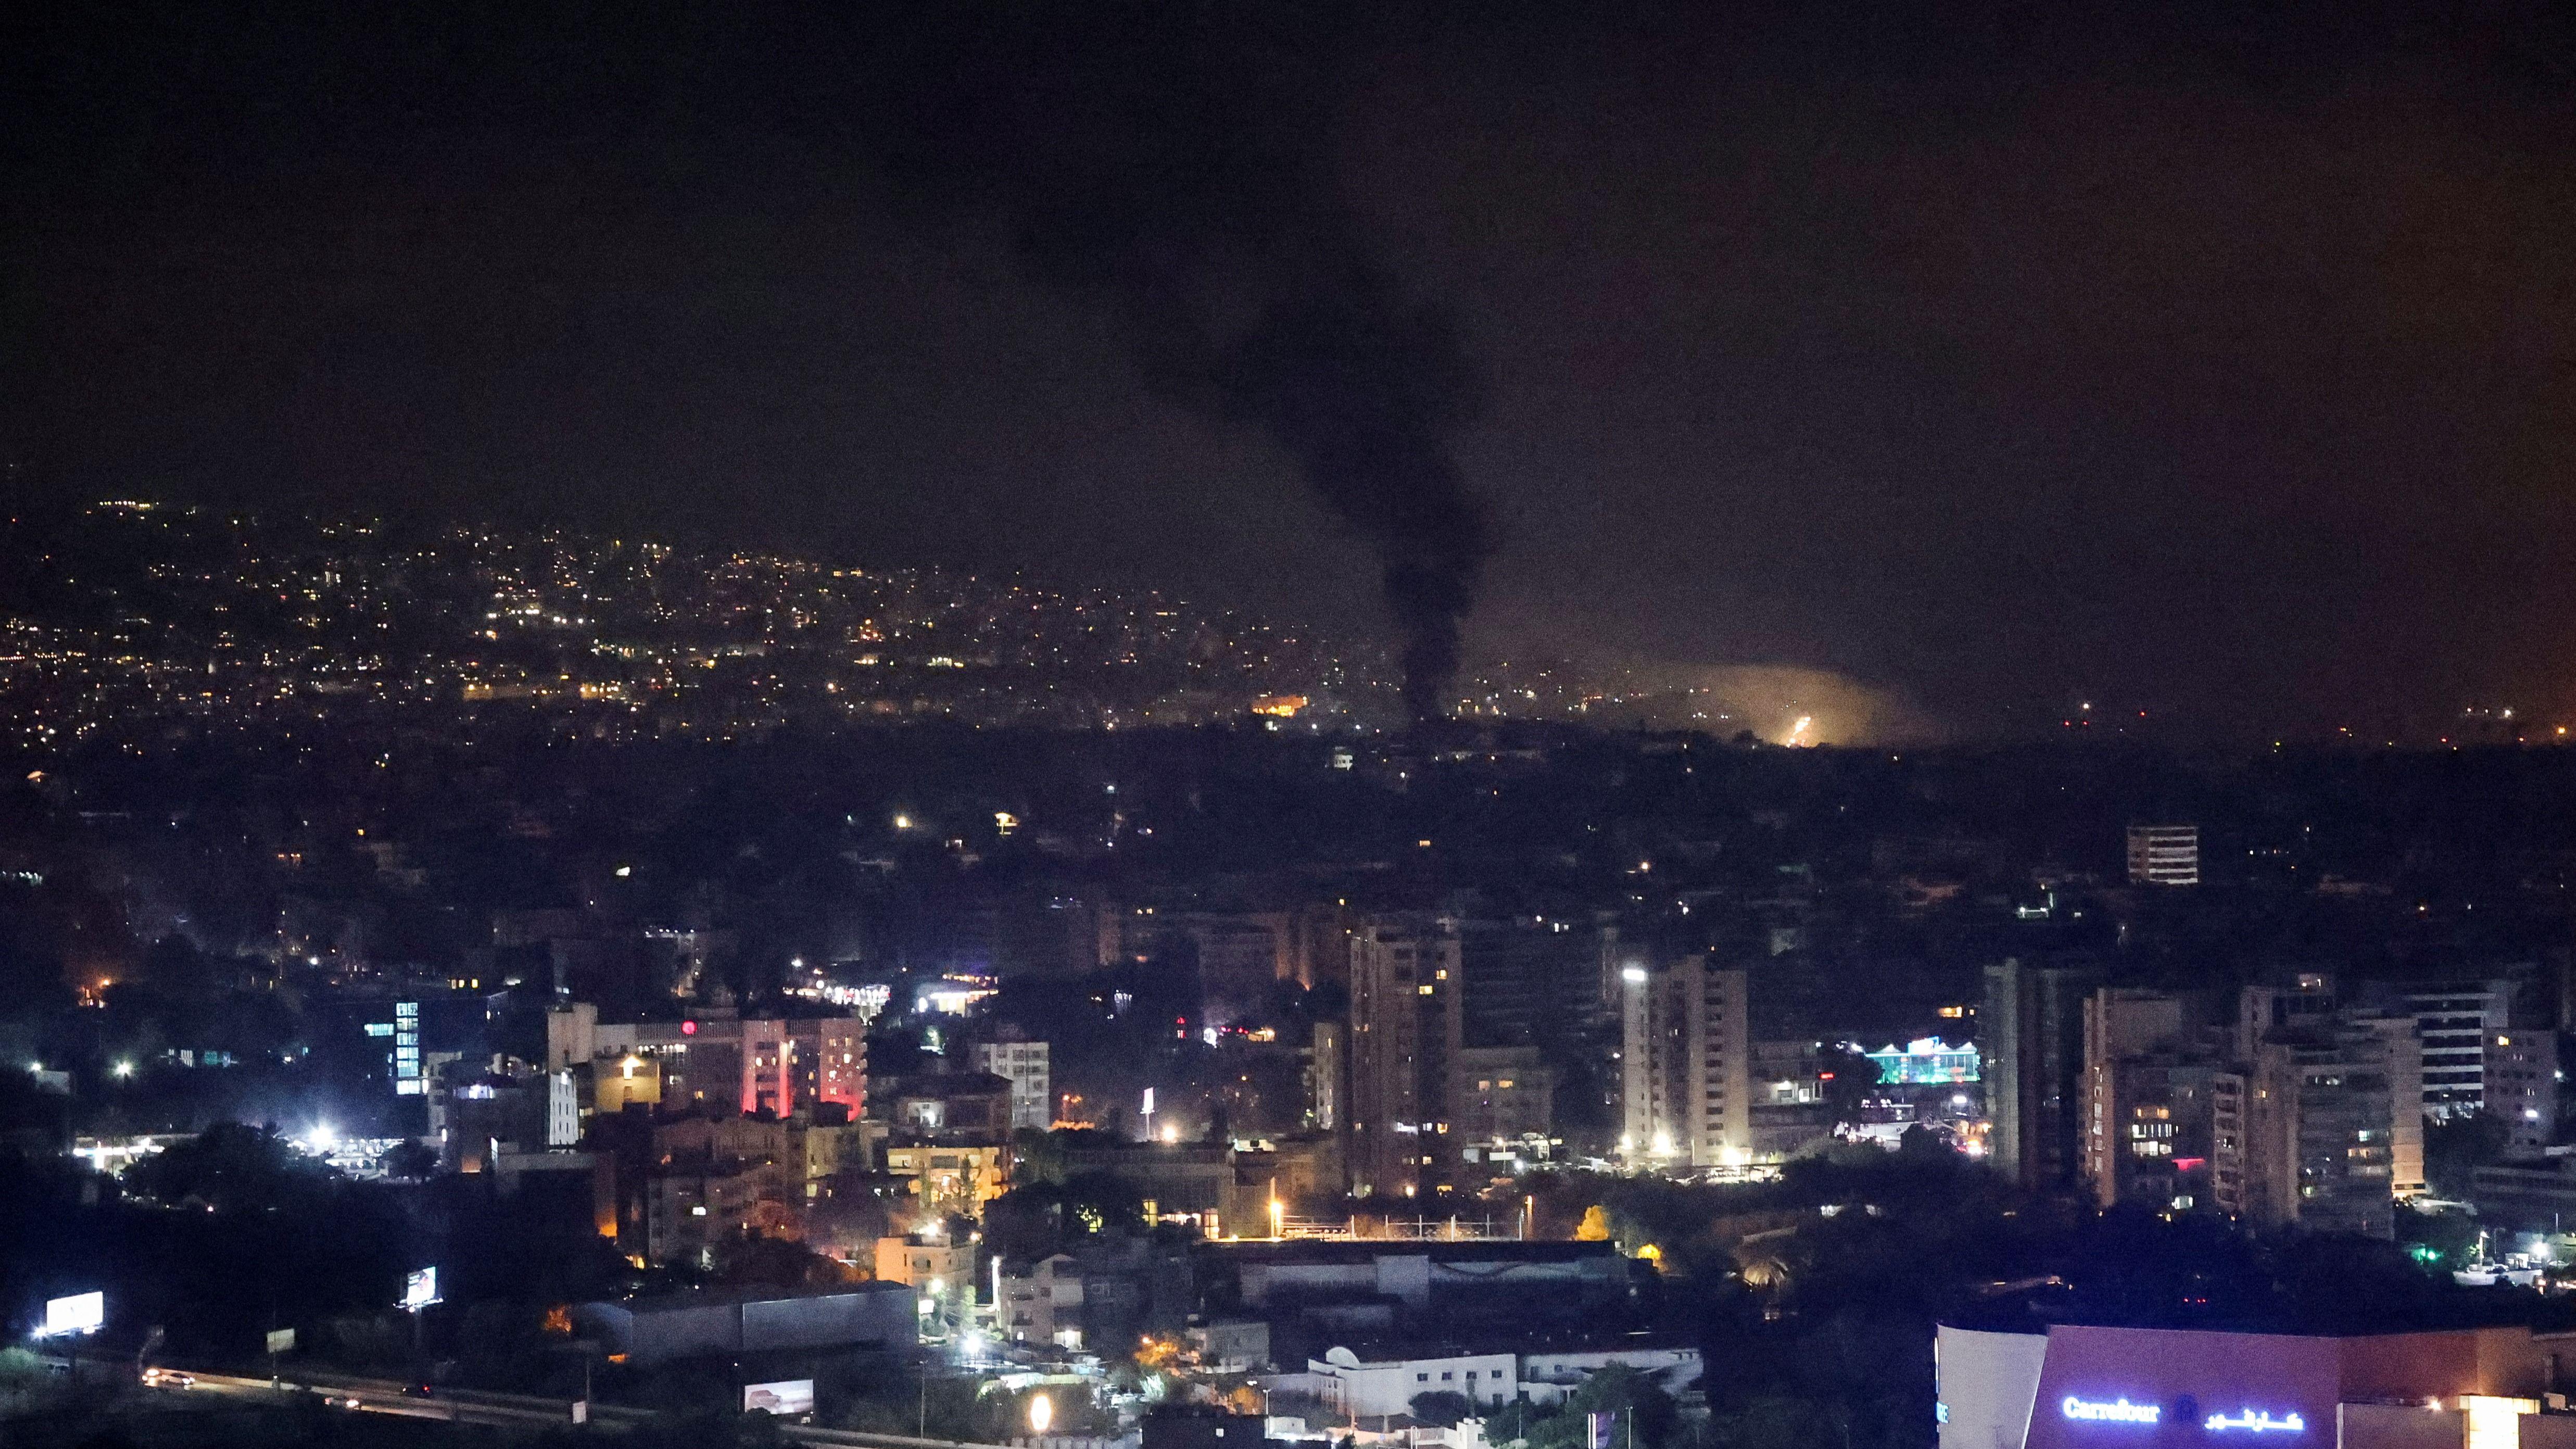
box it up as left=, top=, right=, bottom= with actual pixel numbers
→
left=143, top=1367, right=1020, bottom=1448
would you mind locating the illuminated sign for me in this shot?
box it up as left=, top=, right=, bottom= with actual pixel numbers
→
left=40, top=1292, right=104, bottom=1337
left=2062, top=1396, right=2161, bottom=1425
left=1864, top=1037, right=1981, bottom=1084
left=392, top=1001, right=422, bottom=1096
left=2203, top=1409, right=2305, bottom=1433
left=402, top=1268, right=440, bottom=1309
left=743, top=1380, right=815, bottom=1416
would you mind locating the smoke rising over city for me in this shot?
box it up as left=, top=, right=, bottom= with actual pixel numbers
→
left=878, top=8, right=1492, bottom=717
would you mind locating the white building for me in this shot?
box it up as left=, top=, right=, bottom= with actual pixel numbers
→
left=1293, top=1343, right=1699, bottom=1419
left=2125, top=824, right=2200, bottom=886
left=997, top=1252, right=1084, bottom=1349
left=2490, top=1029, right=2559, bottom=1155
left=1307, top=1346, right=1518, bottom=1420
left=973, top=1039, right=1053, bottom=1130
left=1518, top=1347, right=1702, bottom=1406
left=1620, top=954, right=1750, bottom=1167
left=2402, top=980, right=2514, bottom=1118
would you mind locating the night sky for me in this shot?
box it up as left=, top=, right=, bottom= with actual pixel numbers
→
left=6, top=4, right=2574, bottom=738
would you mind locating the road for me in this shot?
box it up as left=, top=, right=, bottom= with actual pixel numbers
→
left=147, top=1368, right=1020, bottom=1448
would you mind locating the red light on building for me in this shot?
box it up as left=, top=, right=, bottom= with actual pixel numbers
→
left=681, top=1020, right=697, bottom=1036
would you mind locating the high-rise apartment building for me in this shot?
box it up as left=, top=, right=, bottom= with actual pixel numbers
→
left=1307, top=1020, right=1343, bottom=1134
left=1454, top=915, right=1609, bottom=1052
left=1454, top=1044, right=1555, bottom=1151
left=972, top=1039, right=1053, bottom=1131
left=2126, top=824, right=2201, bottom=886
left=1619, top=954, right=1751, bottom=1167
left=2400, top=981, right=2515, bottom=1118
left=2080, top=988, right=2216, bottom=1210
left=2213, top=1006, right=2421, bottom=1238
left=2487, top=1029, right=2558, bottom=1156
left=1346, top=917, right=1463, bottom=1198
left=1984, top=957, right=2098, bottom=1192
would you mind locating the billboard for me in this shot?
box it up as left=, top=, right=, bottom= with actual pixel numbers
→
left=393, top=1001, right=423, bottom=1095
left=402, top=1268, right=440, bottom=1309
left=41, top=1292, right=104, bottom=1337
left=743, top=1380, right=815, bottom=1417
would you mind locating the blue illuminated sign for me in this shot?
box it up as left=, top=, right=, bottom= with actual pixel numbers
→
left=2062, top=1396, right=2161, bottom=1426
left=2203, top=1409, right=2305, bottom=1434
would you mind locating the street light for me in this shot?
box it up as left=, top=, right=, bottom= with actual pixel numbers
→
left=111, top=1061, right=134, bottom=1079
left=1029, top=1393, right=1053, bottom=1435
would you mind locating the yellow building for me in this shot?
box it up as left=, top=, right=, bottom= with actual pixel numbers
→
left=881, top=1142, right=1011, bottom=1219
left=593, top=1052, right=663, bottom=1114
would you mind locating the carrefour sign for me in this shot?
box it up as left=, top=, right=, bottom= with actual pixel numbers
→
left=2062, top=1395, right=2307, bottom=1434
left=2203, top=1409, right=2305, bottom=1433
left=2062, top=1396, right=2160, bottom=1425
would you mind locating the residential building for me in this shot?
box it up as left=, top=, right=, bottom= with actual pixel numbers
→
left=2079, top=988, right=2216, bottom=1210
left=1748, top=1039, right=1834, bottom=1160
left=546, top=1001, right=865, bottom=1119
left=2471, top=1156, right=2576, bottom=1231
left=1454, top=1044, right=1554, bottom=1158
left=881, top=1140, right=1012, bottom=1219
left=642, top=1162, right=777, bottom=1266
left=1984, top=957, right=2097, bottom=1193
left=1452, top=914, right=1611, bottom=1056
left=2400, top=980, right=2515, bottom=1119
left=1307, top=1022, right=1344, bottom=1135
left=887, top=1072, right=1014, bottom=1139
left=2125, top=823, right=2200, bottom=886
left=1346, top=917, right=1463, bottom=1198
left=2213, top=1010, right=2421, bottom=1238
left=972, top=1039, right=1053, bottom=1130
left=428, top=1056, right=580, bottom=1173
left=874, top=1234, right=975, bottom=1296
left=2489, top=1029, right=2559, bottom=1156
left=999, top=1253, right=1085, bottom=1349
left=1620, top=954, right=1751, bottom=1167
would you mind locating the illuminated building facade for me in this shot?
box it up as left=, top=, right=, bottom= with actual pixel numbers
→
left=2490, top=1030, right=2559, bottom=1156
left=1620, top=954, right=1751, bottom=1168
left=2212, top=1000, right=2423, bottom=1238
left=1938, top=1320, right=2576, bottom=1448
left=2125, top=824, right=2201, bottom=886
left=547, top=1002, right=866, bottom=1118
left=973, top=1039, right=1054, bottom=1130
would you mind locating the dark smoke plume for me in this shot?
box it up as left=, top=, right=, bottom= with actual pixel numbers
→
left=1216, top=278, right=1489, bottom=720
left=871, top=6, right=1492, bottom=719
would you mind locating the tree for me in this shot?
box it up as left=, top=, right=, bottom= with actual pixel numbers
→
left=122, top=1122, right=334, bottom=1213
left=1410, top=1392, right=1472, bottom=1427
left=2423, top=1112, right=2509, bottom=1200
left=1815, top=1045, right=1880, bottom=1128
left=383, top=1140, right=438, bottom=1181
left=710, top=1232, right=853, bottom=1291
